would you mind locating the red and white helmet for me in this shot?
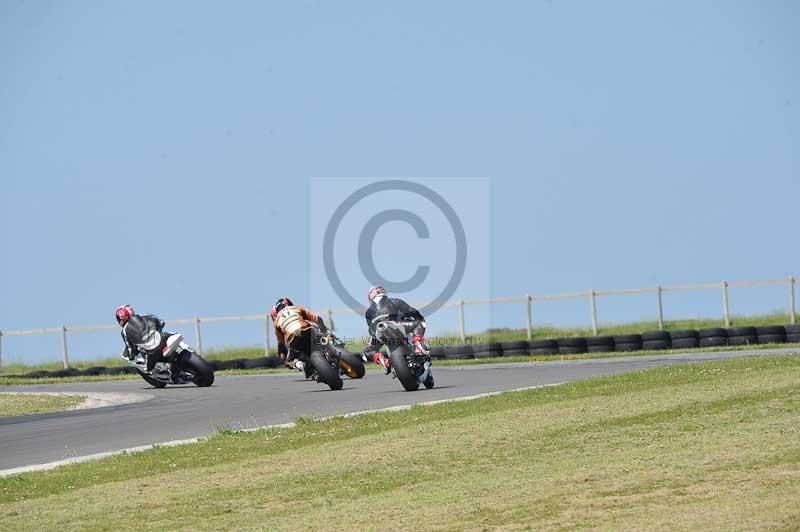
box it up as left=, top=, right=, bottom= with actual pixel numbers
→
left=115, top=304, right=134, bottom=326
left=367, top=285, right=387, bottom=303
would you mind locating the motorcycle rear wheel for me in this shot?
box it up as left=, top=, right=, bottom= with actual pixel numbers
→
left=389, top=347, right=419, bottom=392
left=310, top=351, right=343, bottom=390
left=339, top=352, right=366, bottom=379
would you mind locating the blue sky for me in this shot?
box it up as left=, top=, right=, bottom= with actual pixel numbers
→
left=1, top=1, right=798, bottom=362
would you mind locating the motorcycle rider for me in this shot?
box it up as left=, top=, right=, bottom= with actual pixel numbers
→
left=115, top=304, right=177, bottom=380
left=361, top=285, right=430, bottom=374
left=271, top=297, right=330, bottom=374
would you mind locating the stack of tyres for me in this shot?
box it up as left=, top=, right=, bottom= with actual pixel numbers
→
left=529, top=339, right=558, bottom=355
left=429, top=346, right=447, bottom=360
left=444, top=345, right=474, bottom=360
left=500, top=340, right=530, bottom=356
left=641, top=331, right=671, bottom=350
left=670, top=329, right=700, bottom=349
left=613, top=334, right=643, bottom=352
left=699, top=328, right=728, bottom=347
left=473, top=342, right=503, bottom=359
left=586, top=336, right=614, bottom=353
left=556, top=337, right=587, bottom=354
left=726, top=326, right=757, bottom=346
left=786, top=324, right=800, bottom=344
left=755, top=326, right=786, bottom=344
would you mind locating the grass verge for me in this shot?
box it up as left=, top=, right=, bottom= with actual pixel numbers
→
left=1, top=354, right=799, bottom=530
left=0, top=393, right=84, bottom=417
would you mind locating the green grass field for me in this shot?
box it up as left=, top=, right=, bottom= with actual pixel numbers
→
left=0, top=393, right=84, bottom=417
left=1, top=354, right=798, bottom=530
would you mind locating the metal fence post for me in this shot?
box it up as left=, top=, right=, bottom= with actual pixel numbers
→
left=0, top=329, right=3, bottom=369
left=264, top=315, right=271, bottom=357
left=656, top=286, right=664, bottom=331
left=61, top=325, right=70, bottom=368
left=327, top=308, right=334, bottom=332
left=193, top=317, right=202, bottom=356
left=458, top=300, right=466, bottom=343
left=589, top=290, right=598, bottom=336
left=790, top=276, right=796, bottom=325
left=525, top=294, right=532, bottom=340
left=721, top=280, right=730, bottom=328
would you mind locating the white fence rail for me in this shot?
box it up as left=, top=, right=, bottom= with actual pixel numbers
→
left=0, top=276, right=796, bottom=368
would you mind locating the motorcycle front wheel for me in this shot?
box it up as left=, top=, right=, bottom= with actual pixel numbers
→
left=137, top=369, right=167, bottom=388
left=310, top=351, right=343, bottom=390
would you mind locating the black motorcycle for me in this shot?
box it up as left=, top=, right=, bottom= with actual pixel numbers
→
left=295, top=326, right=365, bottom=391
left=125, top=333, right=215, bottom=388
left=375, top=320, right=434, bottom=392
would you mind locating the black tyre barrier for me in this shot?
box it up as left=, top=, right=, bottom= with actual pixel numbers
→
left=242, top=358, right=269, bottom=369
left=785, top=324, right=800, bottom=344
left=556, top=337, right=587, bottom=354
left=102, top=367, right=130, bottom=376
left=25, top=371, right=51, bottom=379
left=727, top=326, right=757, bottom=336
left=613, top=334, right=642, bottom=352
left=755, top=325, right=786, bottom=335
left=756, top=335, right=786, bottom=345
left=444, top=345, right=474, bottom=359
left=669, top=329, right=699, bottom=340
left=755, top=326, right=786, bottom=345
left=6, top=321, right=794, bottom=381
left=699, top=337, right=727, bottom=347
left=641, top=331, right=671, bottom=350
left=529, top=339, right=558, bottom=355
left=698, top=328, right=727, bottom=338
left=586, top=336, right=614, bottom=353
left=698, top=328, right=728, bottom=348
left=50, top=369, right=79, bottom=378
left=641, top=331, right=670, bottom=342
left=727, top=335, right=757, bottom=346
left=429, top=346, right=447, bottom=360
left=642, top=339, right=671, bottom=350
left=500, top=340, right=530, bottom=356
left=473, top=342, right=503, bottom=359
left=726, top=326, right=757, bottom=346
left=672, top=337, right=700, bottom=349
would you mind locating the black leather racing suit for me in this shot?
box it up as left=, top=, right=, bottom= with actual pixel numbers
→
left=363, top=297, right=426, bottom=357
left=121, top=314, right=169, bottom=371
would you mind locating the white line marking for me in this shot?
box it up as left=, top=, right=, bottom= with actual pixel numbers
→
left=0, top=382, right=564, bottom=477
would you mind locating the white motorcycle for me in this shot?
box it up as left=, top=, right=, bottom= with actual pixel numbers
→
left=124, top=333, right=215, bottom=388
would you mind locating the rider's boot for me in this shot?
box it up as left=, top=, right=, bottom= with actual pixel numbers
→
left=413, top=335, right=430, bottom=356
left=373, top=352, right=392, bottom=375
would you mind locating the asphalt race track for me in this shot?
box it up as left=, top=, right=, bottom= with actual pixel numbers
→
left=0, top=348, right=796, bottom=472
